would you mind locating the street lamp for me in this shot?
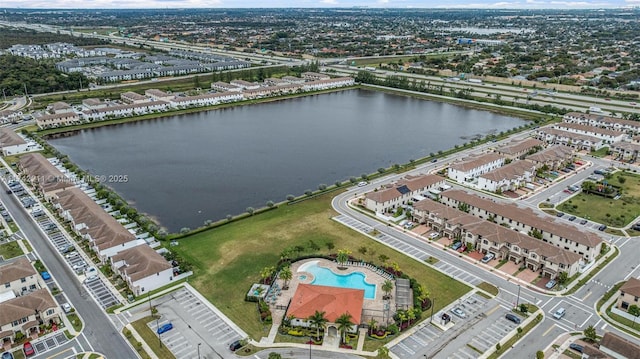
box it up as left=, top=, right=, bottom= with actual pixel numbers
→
left=197, top=342, right=201, bottom=359
left=309, top=334, right=312, bottom=359
left=430, top=298, right=436, bottom=323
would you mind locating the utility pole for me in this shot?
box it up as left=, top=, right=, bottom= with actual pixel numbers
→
left=515, top=284, right=521, bottom=309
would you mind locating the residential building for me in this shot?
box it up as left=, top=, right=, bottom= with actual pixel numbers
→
left=287, top=283, right=362, bottom=333
left=525, top=145, right=575, bottom=170
left=302, top=77, right=355, bottom=91
left=553, top=122, right=626, bottom=144
left=18, top=153, right=71, bottom=198
left=82, top=98, right=108, bottom=110
left=477, top=160, right=537, bottom=193
left=110, top=245, right=174, bottom=296
left=563, top=112, right=640, bottom=134
left=265, top=77, right=290, bottom=86
left=282, top=76, right=306, bottom=84
left=0, top=109, right=21, bottom=124
left=412, top=199, right=582, bottom=279
left=82, top=101, right=169, bottom=122
left=230, top=79, right=260, bottom=90
left=49, top=102, right=74, bottom=114
left=495, top=138, right=543, bottom=159
left=599, top=332, right=640, bottom=359
left=0, top=257, right=41, bottom=298
left=0, top=127, right=28, bottom=156
left=52, top=187, right=144, bottom=259
left=448, top=153, right=505, bottom=183
left=610, top=141, right=640, bottom=162
left=211, top=81, right=242, bottom=92
left=35, top=112, right=80, bottom=129
left=168, top=92, right=243, bottom=109
left=242, top=84, right=302, bottom=99
left=144, top=89, right=175, bottom=102
left=535, top=127, right=606, bottom=150
left=302, top=72, right=331, bottom=81
left=121, top=91, right=150, bottom=104
left=616, top=278, right=640, bottom=314
left=364, top=174, right=445, bottom=214
left=0, top=289, right=60, bottom=345
left=439, top=190, right=603, bottom=261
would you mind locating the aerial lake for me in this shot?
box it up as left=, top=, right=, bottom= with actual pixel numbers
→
left=49, top=89, right=527, bottom=232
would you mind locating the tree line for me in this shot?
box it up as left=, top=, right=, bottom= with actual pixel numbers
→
left=0, top=55, right=89, bottom=96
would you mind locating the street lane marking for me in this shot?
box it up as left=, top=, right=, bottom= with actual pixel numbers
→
left=486, top=304, right=501, bottom=316
left=542, top=324, right=555, bottom=337
left=46, top=347, right=74, bottom=359
left=601, top=323, right=608, bottom=330
left=582, top=291, right=592, bottom=301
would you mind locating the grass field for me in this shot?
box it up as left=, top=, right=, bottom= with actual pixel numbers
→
left=557, top=172, right=640, bottom=227
left=0, top=241, right=24, bottom=259
left=171, top=192, right=471, bottom=340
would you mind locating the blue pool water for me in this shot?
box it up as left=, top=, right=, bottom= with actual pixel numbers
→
left=304, top=263, right=376, bottom=299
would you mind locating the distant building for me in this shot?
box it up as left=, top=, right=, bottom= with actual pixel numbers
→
left=364, top=174, right=445, bottom=214
left=495, top=138, right=543, bottom=159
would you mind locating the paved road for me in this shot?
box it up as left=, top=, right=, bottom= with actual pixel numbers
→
left=0, top=180, right=137, bottom=358
left=330, top=152, right=640, bottom=358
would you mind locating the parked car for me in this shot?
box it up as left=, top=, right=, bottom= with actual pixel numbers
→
left=357, top=181, right=368, bottom=187
left=431, top=158, right=438, bottom=163
left=568, top=216, right=576, bottom=221
left=85, top=267, right=98, bottom=280
left=556, top=212, right=565, bottom=218
left=553, top=307, right=566, bottom=320
left=40, top=271, right=51, bottom=280
left=545, top=280, right=557, bottom=289
left=451, top=307, right=466, bottom=319
left=632, top=223, right=640, bottom=231
left=481, top=253, right=495, bottom=263
left=580, top=219, right=588, bottom=225
left=156, top=323, right=173, bottom=334
left=569, top=343, right=584, bottom=353
left=23, top=342, right=35, bottom=357
left=598, top=225, right=607, bottom=231
left=1, top=351, right=14, bottom=359
left=229, top=340, right=243, bottom=352
left=505, top=313, right=521, bottom=324
left=451, top=242, right=463, bottom=250
left=62, top=303, right=72, bottom=314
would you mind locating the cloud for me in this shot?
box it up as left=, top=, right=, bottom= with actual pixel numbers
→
left=378, top=0, right=390, bottom=3
left=526, top=0, right=546, bottom=3
left=320, top=0, right=338, bottom=4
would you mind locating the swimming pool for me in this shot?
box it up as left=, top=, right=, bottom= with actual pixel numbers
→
left=301, top=261, right=376, bottom=299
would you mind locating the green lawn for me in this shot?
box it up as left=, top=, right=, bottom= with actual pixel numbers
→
left=130, top=316, right=176, bottom=359
left=590, top=147, right=610, bottom=158
left=0, top=241, right=24, bottom=259
left=171, top=192, right=471, bottom=341
left=557, top=172, right=640, bottom=227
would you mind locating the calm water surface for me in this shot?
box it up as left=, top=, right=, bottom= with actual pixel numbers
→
left=49, top=89, right=526, bottom=232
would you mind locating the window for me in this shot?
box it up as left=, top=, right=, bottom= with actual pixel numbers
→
left=20, top=278, right=26, bottom=283
left=622, top=301, right=630, bottom=310
left=4, top=283, right=9, bottom=288
left=483, top=240, right=488, bottom=245
left=636, top=297, right=639, bottom=302
left=531, top=254, right=537, bottom=259
left=46, top=309, right=54, bottom=316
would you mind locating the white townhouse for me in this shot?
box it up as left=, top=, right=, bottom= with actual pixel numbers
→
left=495, top=138, right=544, bottom=159
left=553, top=122, right=626, bottom=144
left=230, top=79, right=261, bottom=90
left=302, top=72, right=331, bottom=81
left=302, top=77, right=355, bottom=91
left=610, top=141, right=640, bottom=162
left=211, top=81, right=242, bottom=92
left=168, top=92, right=244, bottom=109
left=525, top=145, right=575, bottom=170
left=110, top=245, right=174, bottom=296
left=0, top=257, right=42, bottom=298
left=0, top=127, right=30, bottom=156
left=36, top=112, right=81, bottom=129
left=282, top=76, right=306, bottom=84
left=82, top=101, right=169, bottom=122
left=121, top=91, right=150, bottom=104
left=563, top=112, right=640, bottom=134
left=535, top=127, right=606, bottom=150
left=447, top=153, right=505, bottom=183
left=477, top=160, right=537, bottom=193
left=144, top=89, right=175, bottom=102
left=82, top=98, right=108, bottom=110
left=364, top=174, right=445, bottom=214
left=0, top=110, right=22, bottom=124
left=242, top=84, right=302, bottom=99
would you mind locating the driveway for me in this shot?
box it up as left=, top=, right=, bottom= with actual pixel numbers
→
left=499, top=261, right=520, bottom=276
left=516, top=268, right=539, bottom=283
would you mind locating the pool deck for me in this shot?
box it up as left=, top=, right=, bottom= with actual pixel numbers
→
left=265, top=258, right=398, bottom=331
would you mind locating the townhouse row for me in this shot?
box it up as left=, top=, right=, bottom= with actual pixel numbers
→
left=0, top=258, right=60, bottom=345
left=363, top=174, right=447, bottom=214
left=35, top=74, right=355, bottom=128
left=412, top=199, right=583, bottom=279
left=17, top=153, right=176, bottom=296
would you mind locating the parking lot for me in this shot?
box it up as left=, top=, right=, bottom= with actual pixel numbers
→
left=451, top=314, right=519, bottom=358
left=84, top=277, right=121, bottom=309
left=30, top=331, right=69, bottom=356
left=390, top=294, right=494, bottom=359
left=148, top=287, right=245, bottom=359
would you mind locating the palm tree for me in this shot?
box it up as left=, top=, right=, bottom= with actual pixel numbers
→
left=335, top=313, right=354, bottom=344
left=397, top=311, right=408, bottom=330
left=382, top=280, right=394, bottom=300
left=407, top=308, right=417, bottom=326
left=336, top=249, right=351, bottom=269
left=367, top=318, right=378, bottom=335
left=307, top=310, right=328, bottom=339
left=279, top=266, right=292, bottom=290
left=260, top=266, right=275, bottom=284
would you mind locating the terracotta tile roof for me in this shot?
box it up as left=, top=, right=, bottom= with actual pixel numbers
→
left=620, top=277, right=640, bottom=298
left=365, top=174, right=444, bottom=203
left=479, top=160, right=536, bottom=182
left=449, top=153, right=504, bottom=172
left=554, top=122, right=625, bottom=137
left=0, top=127, right=27, bottom=146
left=0, top=257, right=36, bottom=284
left=18, top=153, right=70, bottom=194
left=53, top=187, right=136, bottom=251
left=441, top=190, right=602, bottom=248
left=287, top=284, right=364, bottom=324
left=526, top=145, right=574, bottom=163
left=495, top=138, right=543, bottom=155
left=601, top=332, right=640, bottom=359
left=537, top=127, right=602, bottom=144
left=112, top=245, right=172, bottom=282
left=565, top=112, right=640, bottom=129
left=0, top=289, right=57, bottom=327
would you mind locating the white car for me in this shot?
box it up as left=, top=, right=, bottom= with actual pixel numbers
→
left=85, top=267, right=98, bottom=280
left=357, top=181, right=368, bottom=187
left=429, top=232, right=439, bottom=239
left=451, top=307, right=466, bottom=319
left=62, top=303, right=72, bottom=313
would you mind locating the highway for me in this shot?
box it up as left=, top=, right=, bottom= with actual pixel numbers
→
left=0, top=172, right=137, bottom=358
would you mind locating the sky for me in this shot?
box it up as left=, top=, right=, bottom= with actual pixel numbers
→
left=2, top=0, right=639, bottom=9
